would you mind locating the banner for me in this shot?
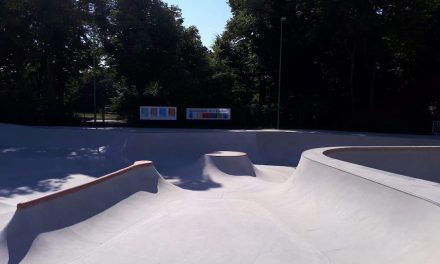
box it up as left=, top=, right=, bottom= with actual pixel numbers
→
left=186, top=108, right=231, bottom=120
left=140, top=106, right=177, bottom=120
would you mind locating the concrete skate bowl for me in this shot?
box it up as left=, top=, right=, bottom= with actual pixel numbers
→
left=1, top=124, right=440, bottom=263
left=1, top=148, right=440, bottom=263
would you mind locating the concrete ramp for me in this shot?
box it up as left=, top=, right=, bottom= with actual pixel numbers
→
left=0, top=158, right=327, bottom=264
left=258, top=147, right=440, bottom=264
left=1, top=161, right=182, bottom=263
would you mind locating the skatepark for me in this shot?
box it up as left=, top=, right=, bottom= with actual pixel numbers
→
left=1, top=123, right=440, bottom=263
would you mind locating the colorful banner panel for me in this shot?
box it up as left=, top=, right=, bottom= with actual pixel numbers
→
left=186, top=108, right=231, bottom=120
left=140, top=106, right=177, bottom=120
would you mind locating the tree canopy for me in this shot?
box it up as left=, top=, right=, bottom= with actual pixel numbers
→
left=213, top=0, right=440, bottom=131
left=0, top=0, right=439, bottom=133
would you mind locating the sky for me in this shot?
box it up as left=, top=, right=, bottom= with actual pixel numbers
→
left=163, top=0, right=232, bottom=49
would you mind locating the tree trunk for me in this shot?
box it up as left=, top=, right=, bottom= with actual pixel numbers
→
left=362, top=41, right=375, bottom=111
left=257, top=79, right=266, bottom=126
left=369, top=59, right=376, bottom=110
left=349, top=44, right=357, bottom=114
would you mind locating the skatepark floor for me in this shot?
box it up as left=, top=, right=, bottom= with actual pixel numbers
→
left=1, top=124, right=440, bottom=263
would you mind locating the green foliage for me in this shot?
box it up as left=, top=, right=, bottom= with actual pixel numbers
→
left=0, top=0, right=223, bottom=125
left=1, top=0, right=439, bottom=132
left=0, top=0, right=91, bottom=123
left=103, top=1, right=218, bottom=121
left=210, top=0, right=440, bottom=131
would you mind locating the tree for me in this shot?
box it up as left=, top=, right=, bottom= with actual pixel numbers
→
left=0, top=0, right=91, bottom=123
left=106, top=1, right=220, bottom=122
left=211, top=0, right=440, bottom=132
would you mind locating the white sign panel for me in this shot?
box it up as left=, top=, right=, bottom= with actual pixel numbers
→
left=186, top=108, right=231, bottom=120
left=140, top=106, right=177, bottom=120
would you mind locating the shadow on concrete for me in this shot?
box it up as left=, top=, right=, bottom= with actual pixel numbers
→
left=4, top=169, right=159, bottom=264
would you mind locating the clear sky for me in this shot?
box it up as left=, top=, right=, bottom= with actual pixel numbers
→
left=163, top=0, right=232, bottom=49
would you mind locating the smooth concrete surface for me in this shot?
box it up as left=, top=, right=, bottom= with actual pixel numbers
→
left=1, top=124, right=440, bottom=263
left=323, top=146, right=440, bottom=205
left=262, top=148, right=440, bottom=264
left=325, top=146, right=440, bottom=183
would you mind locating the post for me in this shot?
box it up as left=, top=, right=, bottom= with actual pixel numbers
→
left=277, top=17, right=286, bottom=129
left=93, top=48, right=97, bottom=125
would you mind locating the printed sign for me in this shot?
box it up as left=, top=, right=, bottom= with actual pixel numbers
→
left=186, top=108, right=231, bottom=120
left=140, top=106, right=177, bottom=120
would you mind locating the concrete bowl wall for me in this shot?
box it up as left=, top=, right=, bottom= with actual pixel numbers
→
left=2, top=123, right=440, bottom=191
left=284, top=147, right=440, bottom=263
left=325, top=147, right=440, bottom=183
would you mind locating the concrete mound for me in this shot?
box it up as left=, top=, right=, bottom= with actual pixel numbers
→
left=205, top=151, right=256, bottom=177
left=204, top=151, right=288, bottom=183
left=0, top=161, right=181, bottom=264
left=169, top=151, right=290, bottom=191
